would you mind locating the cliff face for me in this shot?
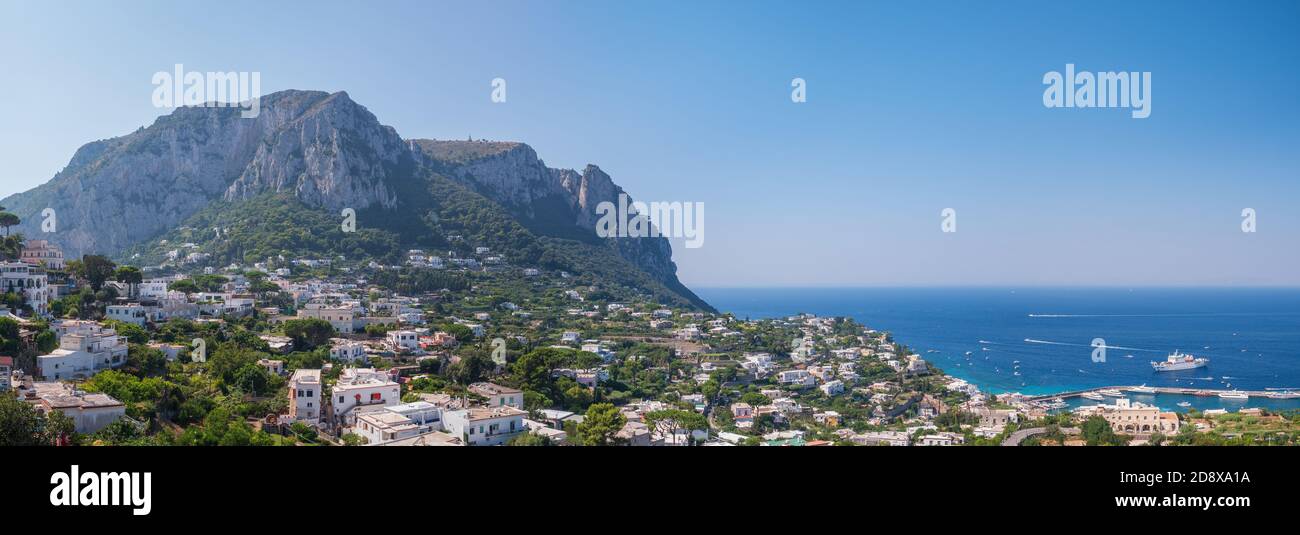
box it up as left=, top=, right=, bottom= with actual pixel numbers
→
left=1, top=89, right=708, bottom=310
left=2, top=90, right=402, bottom=257
left=409, top=140, right=702, bottom=308
left=224, top=91, right=407, bottom=211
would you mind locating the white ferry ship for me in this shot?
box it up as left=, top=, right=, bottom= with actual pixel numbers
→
left=1218, top=390, right=1249, bottom=400
left=1151, top=350, right=1209, bottom=372
left=1128, top=384, right=1157, bottom=394
left=1098, top=388, right=1125, bottom=397
left=1081, top=392, right=1105, bottom=401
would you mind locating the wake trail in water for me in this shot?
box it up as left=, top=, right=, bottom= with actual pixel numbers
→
left=1022, top=339, right=1161, bottom=352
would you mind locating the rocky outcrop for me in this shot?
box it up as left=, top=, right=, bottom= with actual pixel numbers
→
left=0, top=90, right=707, bottom=309
left=1, top=90, right=404, bottom=257
left=410, top=140, right=701, bottom=307
left=224, top=91, right=405, bottom=211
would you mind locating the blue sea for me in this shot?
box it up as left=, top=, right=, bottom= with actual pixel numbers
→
left=695, top=287, right=1300, bottom=412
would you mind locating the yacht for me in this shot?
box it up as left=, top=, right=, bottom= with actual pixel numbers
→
left=1152, top=350, right=1209, bottom=372
left=1098, top=388, right=1125, bottom=397
left=1218, top=390, right=1249, bottom=400
left=1041, top=397, right=1068, bottom=410
left=1081, top=392, right=1105, bottom=401
left=1128, top=384, right=1157, bottom=394
left=1177, top=401, right=1192, bottom=408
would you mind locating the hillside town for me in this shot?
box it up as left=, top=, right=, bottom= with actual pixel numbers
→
left=2, top=234, right=1298, bottom=447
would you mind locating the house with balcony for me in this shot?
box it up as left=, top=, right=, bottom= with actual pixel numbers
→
left=0, top=261, right=49, bottom=316
left=332, top=367, right=400, bottom=426
left=20, top=240, right=65, bottom=270
left=37, top=323, right=129, bottom=380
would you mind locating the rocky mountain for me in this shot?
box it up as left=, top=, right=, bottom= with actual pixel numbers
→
left=1, top=90, right=710, bottom=310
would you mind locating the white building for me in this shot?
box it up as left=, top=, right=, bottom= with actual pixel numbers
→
left=332, top=368, right=400, bottom=425
left=0, top=356, right=12, bottom=392
left=0, top=261, right=49, bottom=316
left=288, top=369, right=322, bottom=423
left=819, top=379, right=846, bottom=396
left=1076, top=398, right=1180, bottom=435
left=468, top=382, right=523, bottom=408
left=297, top=303, right=360, bottom=333
left=19, top=381, right=124, bottom=434
left=106, top=303, right=150, bottom=327
left=137, top=277, right=181, bottom=300
left=777, top=369, right=816, bottom=388
left=386, top=330, right=419, bottom=352
left=441, top=406, right=527, bottom=446
left=353, top=401, right=444, bottom=445
left=37, top=323, right=129, bottom=381
left=329, top=338, right=367, bottom=363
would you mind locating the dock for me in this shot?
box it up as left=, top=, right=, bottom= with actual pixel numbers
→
left=1026, top=386, right=1292, bottom=403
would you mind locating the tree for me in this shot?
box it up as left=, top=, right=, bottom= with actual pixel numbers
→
left=0, top=211, right=18, bottom=236
left=0, top=395, right=44, bottom=446
left=282, top=318, right=335, bottom=350
left=442, top=323, right=474, bottom=342
left=507, top=433, right=551, bottom=446
left=81, top=255, right=117, bottom=292
left=510, top=349, right=554, bottom=395
left=168, top=279, right=200, bottom=296
left=1081, top=415, right=1129, bottom=446
left=231, top=363, right=273, bottom=396
left=35, top=329, right=57, bottom=353
left=113, top=266, right=143, bottom=298
left=0, top=317, right=19, bottom=353
left=0, top=395, right=74, bottom=445
left=645, top=409, right=707, bottom=443
left=576, top=403, right=626, bottom=446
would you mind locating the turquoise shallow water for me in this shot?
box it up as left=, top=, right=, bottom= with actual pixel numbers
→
left=696, top=287, right=1300, bottom=411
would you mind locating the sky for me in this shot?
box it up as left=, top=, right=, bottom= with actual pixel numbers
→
left=1, top=0, right=1297, bottom=287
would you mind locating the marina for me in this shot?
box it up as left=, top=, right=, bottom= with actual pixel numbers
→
left=1027, top=386, right=1300, bottom=413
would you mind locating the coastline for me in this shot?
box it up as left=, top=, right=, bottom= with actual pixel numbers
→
left=695, top=286, right=1300, bottom=413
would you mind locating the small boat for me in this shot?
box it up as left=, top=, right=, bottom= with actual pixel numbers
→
left=981, top=347, right=992, bottom=351
left=1013, top=371, right=1021, bottom=376
left=1099, top=388, right=1125, bottom=397
left=1218, top=390, right=1249, bottom=400
left=1128, top=384, right=1157, bottom=394
left=1177, top=401, right=1192, bottom=408
left=1121, top=354, right=1135, bottom=359
left=1081, top=392, right=1105, bottom=401
left=964, top=351, right=972, bottom=356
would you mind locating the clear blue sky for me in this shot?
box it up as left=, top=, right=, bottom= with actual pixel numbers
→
left=2, top=0, right=1297, bottom=286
